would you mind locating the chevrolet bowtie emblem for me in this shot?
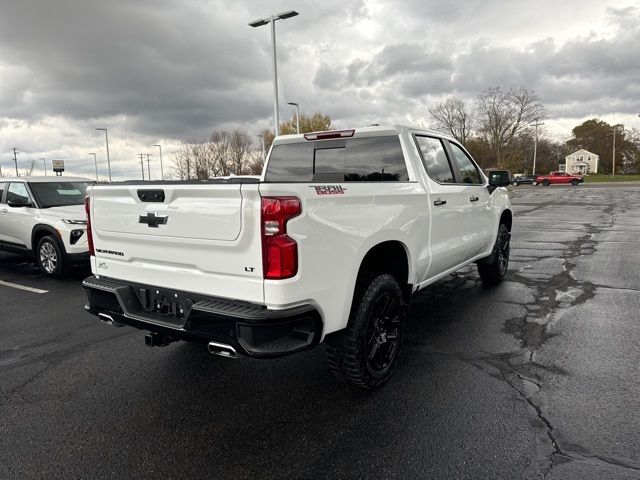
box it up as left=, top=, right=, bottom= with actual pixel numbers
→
left=139, top=212, right=168, bottom=228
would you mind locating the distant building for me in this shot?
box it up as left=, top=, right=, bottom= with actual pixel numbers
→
left=559, top=149, right=599, bottom=174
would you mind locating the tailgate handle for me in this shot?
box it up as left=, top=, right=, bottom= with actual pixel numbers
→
left=138, top=190, right=165, bottom=202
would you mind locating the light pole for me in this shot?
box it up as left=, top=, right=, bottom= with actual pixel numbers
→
left=39, top=158, right=46, bottom=176
left=287, top=102, right=300, bottom=134
left=154, top=144, right=164, bottom=180
left=530, top=120, right=544, bottom=175
left=249, top=10, right=299, bottom=137
left=96, top=128, right=112, bottom=182
left=257, top=134, right=266, bottom=161
left=146, top=153, right=151, bottom=181
left=89, top=153, right=98, bottom=181
left=612, top=126, right=617, bottom=178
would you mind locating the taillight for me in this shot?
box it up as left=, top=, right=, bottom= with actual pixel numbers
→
left=84, top=196, right=95, bottom=256
left=261, top=197, right=301, bottom=279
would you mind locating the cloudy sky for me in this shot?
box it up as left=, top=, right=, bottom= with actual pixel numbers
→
left=1, top=0, right=639, bottom=179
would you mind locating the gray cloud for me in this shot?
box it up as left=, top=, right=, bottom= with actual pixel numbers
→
left=0, top=0, right=639, bottom=179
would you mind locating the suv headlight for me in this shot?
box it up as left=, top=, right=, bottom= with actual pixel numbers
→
left=62, top=219, right=87, bottom=225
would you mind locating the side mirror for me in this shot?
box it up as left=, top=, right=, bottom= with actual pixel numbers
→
left=7, top=198, right=33, bottom=208
left=488, top=171, right=511, bottom=193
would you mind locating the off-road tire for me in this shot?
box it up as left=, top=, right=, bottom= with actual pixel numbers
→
left=477, top=224, right=510, bottom=285
left=326, top=273, right=406, bottom=389
left=542, top=179, right=550, bottom=186
left=36, top=235, right=67, bottom=277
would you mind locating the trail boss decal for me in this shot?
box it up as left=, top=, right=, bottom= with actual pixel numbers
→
left=311, top=185, right=347, bottom=195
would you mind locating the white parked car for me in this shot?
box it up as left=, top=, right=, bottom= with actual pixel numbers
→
left=83, top=126, right=512, bottom=388
left=0, top=176, right=92, bottom=276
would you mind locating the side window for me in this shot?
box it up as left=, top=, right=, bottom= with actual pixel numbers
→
left=7, top=182, right=31, bottom=204
left=0, top=182, right=5, bottom=203
left=414, top=136, right=455, bottom=183
left=449, top=143, right=482, bottom=184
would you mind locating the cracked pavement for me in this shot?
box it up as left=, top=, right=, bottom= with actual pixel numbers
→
left=1, top=185, right=639, bottom=479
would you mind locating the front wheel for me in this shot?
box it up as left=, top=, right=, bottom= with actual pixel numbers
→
left=326, top=273, right=405, bottom=389
left=532, top=181, right=538, bottom=186
left=36, top=235, right=67, bottom=277
left=571, top=179, right=579, bottom=186
left=477, top=224, right=510, bottom=285
left=542, top=179, right=550, bottom=186
left=512, top=181, right=519, bottom=186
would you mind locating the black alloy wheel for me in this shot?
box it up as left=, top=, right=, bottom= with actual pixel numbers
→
left=364, top=291, right=402, bottom=373
left=326, top=273, right=406, bottom=389
left=477, top=223, right=510, bottom=284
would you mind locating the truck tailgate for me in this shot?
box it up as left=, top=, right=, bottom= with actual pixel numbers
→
left=88, top=183, right=264, bottom=303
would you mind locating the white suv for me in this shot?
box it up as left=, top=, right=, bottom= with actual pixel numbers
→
left=0, top=176, right=92, bottom=276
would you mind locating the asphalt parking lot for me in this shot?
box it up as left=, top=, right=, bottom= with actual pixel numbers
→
left=1, top=185, right=639, bottom=480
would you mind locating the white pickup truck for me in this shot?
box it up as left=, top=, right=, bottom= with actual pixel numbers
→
left=83, top=126, right=512, bottom=388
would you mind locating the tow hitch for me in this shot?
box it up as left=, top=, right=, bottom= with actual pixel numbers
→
left=144, top=331, right=177, bottom=347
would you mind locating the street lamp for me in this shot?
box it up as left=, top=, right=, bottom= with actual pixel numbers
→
left=146, top=153, right=151, bottom=181
left=96, top=128, right=112, bottom=182
left=287, top=102, right=300, bottom=134
left=249, top=10, right=299, bottom=137
left=39, top=158, right=46, bottom=176
left=257, top=134, right=266, bottom=161
left=154, top=144, right=164, bottom=180
left=89, top=153, right=98, bottom=181
left=530, top=119, right=544, bottom=175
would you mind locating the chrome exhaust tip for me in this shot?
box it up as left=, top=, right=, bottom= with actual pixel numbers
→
left=98, top=313, right=124, bottom=328
left=207, top=341, right=237, bottom=359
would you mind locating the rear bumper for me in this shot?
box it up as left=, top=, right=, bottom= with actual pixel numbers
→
left=82, top=275, right=322, bottom=358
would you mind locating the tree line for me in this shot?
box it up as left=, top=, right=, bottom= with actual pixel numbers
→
left=170, top=113, right=332, bottom=180
left=429, top=87, right=640, bottom=174
left=171, top=87, right=639, bottom=179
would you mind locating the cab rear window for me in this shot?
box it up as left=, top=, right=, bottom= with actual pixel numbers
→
left=265, top=136, right=408, bottom=182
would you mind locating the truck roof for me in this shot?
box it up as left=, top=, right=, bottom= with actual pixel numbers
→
left=272, top=125, right=456, bottom=145
left=0, top=176, right=92, bottom=183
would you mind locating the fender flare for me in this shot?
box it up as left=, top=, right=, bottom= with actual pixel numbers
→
left=31, top=224, right=64, bottom=253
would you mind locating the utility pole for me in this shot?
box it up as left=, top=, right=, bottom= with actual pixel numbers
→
left=40, top=158, right=46, bottom=176
left=138, top=153, right=145, bottom=180
left=154, top=144, right=164, bottom=180
left=530, top=120, right=544, bottom=175
left=13, top=148, right=19, bottom=176
left=146, top=153, right=151, bottom=181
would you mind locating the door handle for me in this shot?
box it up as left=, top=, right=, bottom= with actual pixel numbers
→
left=433, top=198, right=447, bottom=206
left=469, top=196, right=479, bottom=202
left=0, top=208, right=7, bottom=213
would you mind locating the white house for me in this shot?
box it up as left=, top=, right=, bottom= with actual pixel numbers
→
left=559, top=149, right=599, bottom=174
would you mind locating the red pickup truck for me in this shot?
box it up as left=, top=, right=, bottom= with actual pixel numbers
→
left=534, top=171, right=584, bottom=186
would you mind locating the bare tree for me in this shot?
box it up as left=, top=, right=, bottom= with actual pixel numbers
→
left=171, top=129, right=258, bottom=179
left=428, top=96, right=473, bottom=144
left=476, top=87, right=546, bottom=167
